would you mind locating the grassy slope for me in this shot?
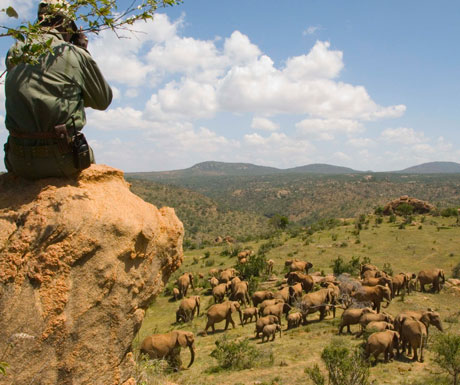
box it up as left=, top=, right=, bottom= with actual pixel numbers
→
left=137, top=215, right=460, bottom=385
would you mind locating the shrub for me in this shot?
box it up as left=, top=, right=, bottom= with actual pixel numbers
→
left=305, top=339, right=369, bottom=385
left=389, top=214, right=396, bottom=223
left=395, top=203, right=414, bottom=217
left=236, top=254, right=267, bottom=280
left=432, top=333, right=460, bottom=385
left=374, top=206, right=384, bottom=215
left=209, top=336, right=273, bottom=371
left=452, top=262, right=460, bottom=279
left=330, top=256, right=362, bottom=276
left=382, top=263, right=393, bottom=276
left=205, top=258, right=215, bottom=267
left=135, top=356, right=170, bottom=385
left=441, top=208, right=459, bottom=218
left=204, top=251, right=211, bottom=258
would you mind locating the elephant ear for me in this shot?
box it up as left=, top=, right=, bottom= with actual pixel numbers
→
left=177, top=331, right=193, bottom=347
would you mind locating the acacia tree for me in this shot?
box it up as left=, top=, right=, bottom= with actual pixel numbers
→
left=0, top=0, right=181, bottom=70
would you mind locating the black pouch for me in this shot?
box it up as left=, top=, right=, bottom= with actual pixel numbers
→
left=54, top=124, right=71, bottom=153
left=72, top=132, right=91, bottom=170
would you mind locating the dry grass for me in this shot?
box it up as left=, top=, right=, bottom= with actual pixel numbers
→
left=136, top=215, right=460, bottom=385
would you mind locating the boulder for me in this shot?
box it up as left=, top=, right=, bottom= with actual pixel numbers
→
left=0, top=165, right=183, bottom=385
left=383, top=195, right=435, bottom=215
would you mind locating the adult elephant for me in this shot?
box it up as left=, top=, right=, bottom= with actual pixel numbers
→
left=288, top=283, right=303, bottom=304
left=219, top=268, right=238, bottom=283
left=417, top=268, right=445, bottom=293
left=399, top=318, right=427, bottom=362
left=255, top=315, right=280, bottom=338
left=285, top=259, right=313, bottom=274
left=212, top=282, right=230, bottom=303
left=285, top=272, right=314, bottom=293
left=176, top=296, right=200, bottom=323
left=231, top=281, right=250, bottom=306
left=352, top=285, right=392, bottom=313
left=299, top=287, right=336, bottom=324
left=394, top=309, right=443, bottom=335
left=360, top=263, right=379, bottom=279
left=262, top=302, right=291, bottom=325
left=339, top=307, right=376, bottom=334
left=392, top=273, right=409, bottom=297
left=362, top=276, right=394, bottom=299
left=177, top=272, right=194, bottom=298
left=365, top=330, right=400, bottom=363
left=140, top=330, right=195, bottom=369
left=252, top=290, right=275, bottom=307
left=205, top=301, right=243, bottom=333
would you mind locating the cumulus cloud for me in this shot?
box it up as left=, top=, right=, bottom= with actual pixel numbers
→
left=251, top=117, right=279, bottom=131
left=346, top=137, right=376, bottom=148
left=380, top=127, right=428, bottom=144
left=296, top=118, right=364, bottom=140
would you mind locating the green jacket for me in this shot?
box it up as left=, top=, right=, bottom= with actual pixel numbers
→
left=5, top=30, right=112, bottom=142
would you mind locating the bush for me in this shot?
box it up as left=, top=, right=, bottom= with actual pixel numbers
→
left=236, top=254, right=267, bottom=280
left=382, top=263, right=393, bottom=276
left=441, top=208, right=459, bottom=218
left=330, top=256, right=362, bottom=276
left=209, top=336, right=273, bottom=371
left=395, top=203, right=414, bottom=217
left=432, top=333, right=460, bottom=385
left=305, top=339, right=369, bottom=385
left=452, top=262, right=460, bottom=279
left=135, top=356, right=170, bottom=385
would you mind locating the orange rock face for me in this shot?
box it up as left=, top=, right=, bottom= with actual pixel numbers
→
left=0, top=165, right=184, bottom=385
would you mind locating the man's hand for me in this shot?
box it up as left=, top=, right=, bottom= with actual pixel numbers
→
left=70, top=27, right=88, bottom=50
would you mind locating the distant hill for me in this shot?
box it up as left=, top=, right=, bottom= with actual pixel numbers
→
left=285, top=163, right=361, bottom=174
left=397, top=161, right=460, bottom=174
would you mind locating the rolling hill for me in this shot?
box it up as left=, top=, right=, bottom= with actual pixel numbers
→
left=397, top=161, right=460, bottom=174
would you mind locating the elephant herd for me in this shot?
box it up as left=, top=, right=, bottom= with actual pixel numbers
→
left=139, top=259, right=448, bottom=369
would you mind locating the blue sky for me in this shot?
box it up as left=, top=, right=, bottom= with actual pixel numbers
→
left=1, top=0, right=459, bottom=172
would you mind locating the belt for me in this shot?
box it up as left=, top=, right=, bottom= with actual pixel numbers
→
left=8, top=140, right=71, bottom=159
left=8, top=130, right=63, bottom=139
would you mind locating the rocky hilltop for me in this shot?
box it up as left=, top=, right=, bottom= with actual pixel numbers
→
left=0, top=165, right=184, bottom=385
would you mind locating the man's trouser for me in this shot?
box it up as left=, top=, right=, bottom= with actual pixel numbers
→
left=4, top=139, right=95, bottom=180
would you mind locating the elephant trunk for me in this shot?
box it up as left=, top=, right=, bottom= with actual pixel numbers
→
left=382, top=300, right=391, bottom=308
left=187, top=344, right=195, bottom=368
left=196, top=303, right=200, bottom=317
left=238, top=309, right=243, bottom=326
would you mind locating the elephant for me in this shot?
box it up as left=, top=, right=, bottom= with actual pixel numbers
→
left=392, top=273, right=409, bottom=297
left=299, top=287, right=336, bottom=324
left=394, top=309, right=443, bottom=335
left=219, top=268, right=238, bottom=283
left=360, top=263, right=379, bottom=279
left=255, top=315, right=280, bottom=338
left=266, top=259, right=275, bottom=275
left=359, top=312, right=394, bottom=328
left=262, top=302, right=292, bottom=324
left=365, top=330, right=400, bottom=363
left=262, top=324, right=282, bottom=342
left=140, top=330, right=195, bottom=369
left=287, top=312, right=302, bottom=329
left=321, top=282, right=340, bottom=318
left=230, top=276, right=242, bottom=294
left=209, top=268, right=220, bottom=277
left=242, top=307, right=259, bottom=324
left=399, top=318, right=427, bottom=362
left=288, top=283, right=303, bottom=304
left=365, top=321, right=394, bottom=333
left=252, top=290, right=275, bottom=307
left=285, top=259, right=313, bottom=274
left=352, top=285, right=392, bottom=313
left=172, top=287, right=180, bottom=301
left=231, top=281, right=250, bottom=306
left=212, top=282, right=230, bottom=303
left=417, top=268, right=445, bottom=293
left=177, top=272, right=194, bottom=298
left=209, top=276, right=219, bottom=288
left=205, top=301, right=243, bottom=333
left=275, top=286, right=291, bottom=304
left=258, top=298, right=284, bottom=316
left=362, top=276, right=394, bottom=298
left=339, top=307, right=376, bottom=334
left=285, top=272, right=314, bottom=293
left=237, top=249, right=253, bottom=259
left=176, top=296, right=200, bottom=323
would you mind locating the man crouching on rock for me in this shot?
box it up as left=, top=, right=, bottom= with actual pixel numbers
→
left=3, top=0, right=112, bottom=179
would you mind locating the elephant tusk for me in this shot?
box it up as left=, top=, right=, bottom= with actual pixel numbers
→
left=187, top=345, right=195, bottom=368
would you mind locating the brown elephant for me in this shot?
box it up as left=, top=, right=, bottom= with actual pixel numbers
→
left=258, top=298, right=284, bottom=316
left=177, top=272, right=194, bottom=298
left=299, top=287, right=336, bottom=324
left=266, top=259, right=275, bottom=275
left=360, top=263, right=379, bottom=279
left=262, top=324, right=282, bottom=342
left=285, top=272, right=314, bottom=293
left=275, top=286, right=291, bottom=304
left=255, top=315, right=280, bottom=338
left=417, top=268, right=445, bottom=293
left=140, top=330, right=195, bottom=368
left=288, top=283, right=303, bottom=304
left=262, top=302, right=291, bottom=324
left=230, top=276, right=242, bottom=294
left=205, top=301, right=243, bottom=333
left=231, top=281, right=250, bottom=306
left=176, top=296, right=200, bottom=323
left=352, top=285, right=391, bottom=313
left=242, top=307, right=259, bottom=324
left=212, top=282, right=230, bottom=303
left=285, top=259, right=313, bottom=274
left=287, top=312, right=302, bottom=329
left=392, top=273, right=409, bottom=297
left=365, top=330, right=400, bottom=363
left=209, top=276, right=219, bottom=288
left=252, top=290, right=275, bottom=307
left=172, top=287, right=180, bottom=301
left=338, top=307, right=376, bottom=334
left=365, top=321, right=394, bottom=332
left=394, top=309, right=443, bottom=335
left=399, top=318, right=427, bottom=362
left=359, top=312, right=394, bottom=328
left=362, top=276, right=394, bottom=298
left=219, top=268, right=237, bottom=283
left=209, top=268, right=220, bottom=277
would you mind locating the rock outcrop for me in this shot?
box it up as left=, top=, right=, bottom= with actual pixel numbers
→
left=0, top=165, right=184, bottom=385
left=383, top=195, right=435, bottom=215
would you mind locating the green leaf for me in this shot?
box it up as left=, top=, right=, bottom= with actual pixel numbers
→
left=6, top=6, right=18, bottom=19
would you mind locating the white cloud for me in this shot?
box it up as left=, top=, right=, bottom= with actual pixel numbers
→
left=380, top=127, right=427, bottom=145
left=224, top=31, right=261, bottom=65
left=346, top=137, right=376, bottom=148
left=303, top=26, right=320, bottom=36
left=251, top=117, right=279, bottom=131
left=296, top=118, right=364, bottom=140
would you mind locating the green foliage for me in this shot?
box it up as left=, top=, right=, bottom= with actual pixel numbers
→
left=395, top=203, right=414, bottom=217
left=258, top=238, right=283, bottom=256
left=330, top=255, right=362, bottom=276
left=269, top=214, right=289, bottom=230
left=389, top=214, right=396, bottom=223
left=236, top=254, right=267, bottom=280
left=0, top=362, right=7, bottom=376
left=209, top=336, right=273, bottom=371
left=382, top=262, right=393, bottom=276
left=306, top=339, right=369, bottom=385
left=432, top=333, right=460, bottom=385
left=134, top=355, right=170, bottom=385
left=441, top=208, right=459, bottom=218
left=374, top=206, right=384, bottom=215
left=452, top=262, right=460, bottom=279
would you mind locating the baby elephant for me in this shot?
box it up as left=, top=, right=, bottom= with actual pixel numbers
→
left=242, top=307, right=259, bottom=324
left=365, top=321, right=394, bottom=333
left=365, top=330, right=400, bottom=363
left=287, top=312, right=302, bottom=329
left=262, top=324, right=282, bottom=342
